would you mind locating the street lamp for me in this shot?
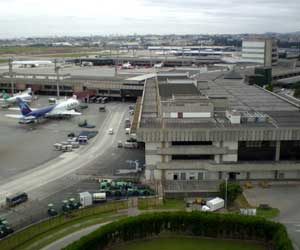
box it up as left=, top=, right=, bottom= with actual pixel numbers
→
left=8, top=58, right=14, bottom=94
left=225, top=175, right=228, bottom=210
left=54, top=59, right=60, bottom=98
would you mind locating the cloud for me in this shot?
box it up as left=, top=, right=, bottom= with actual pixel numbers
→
left=0, top=0, right=299, bottom=37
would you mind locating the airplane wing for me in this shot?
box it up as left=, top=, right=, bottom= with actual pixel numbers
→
left=47, top=110, right=82, bottom=117
left=59, top=110, right=82, bottom=116
left=5, top=114, right=36, bottom=120
left=5, top=114, right=24, bottom=119
left=8, top=107, right=38, bottom=111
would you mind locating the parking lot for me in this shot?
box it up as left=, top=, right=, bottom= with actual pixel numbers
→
left=0, top=96, right=145, bottom=230
left=244, top=185, right=300, bottom=249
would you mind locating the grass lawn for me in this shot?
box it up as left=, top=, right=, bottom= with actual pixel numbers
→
left=0, top=201, right=127, bottom=250
left=138, top=198, right=185, bottom=210
left=256, top=208, right=280, bottom=219
left=233, top=194, right=253, bottom=208
left=21, top=213, right=127, bottom=250
left=110, top=237, right=266, bottom=250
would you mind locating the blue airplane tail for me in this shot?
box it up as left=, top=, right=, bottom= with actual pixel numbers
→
left=16, top=97, right=32, bottom=116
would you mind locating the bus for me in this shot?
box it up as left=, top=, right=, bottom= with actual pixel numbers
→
left=6, top=192, right=28, bottom=207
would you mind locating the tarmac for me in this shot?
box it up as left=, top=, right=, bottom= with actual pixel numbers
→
left=0, top=97, right=145, bottom=230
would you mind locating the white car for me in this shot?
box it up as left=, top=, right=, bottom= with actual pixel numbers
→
left=108, top=128, right=114, bottom=134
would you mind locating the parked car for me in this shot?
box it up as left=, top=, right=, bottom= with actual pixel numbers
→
left=99, top=106, right=106, bottom=112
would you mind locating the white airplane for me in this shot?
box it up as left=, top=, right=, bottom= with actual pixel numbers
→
left=220, top=56, right=243, bottom=64
left=154, top=62, right=164, bottom=68
left=12, top=60, right=53, bottom=68
left=5, top=96, right=81, bottom=122
left=121, top=62, right=134, bottom=69
left=0, top=88, right=32, bottom=104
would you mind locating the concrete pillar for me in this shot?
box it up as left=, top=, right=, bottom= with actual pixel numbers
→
left=164, top=142, right=171, bottom=163
left=214, top=155, right=221, bottom=164
left=213, top=141, right=222, bottom=163
left=154, top=169, right=162, bottom=181
left=275, top=141, right=281, bottom=161
left=222, top=141, right=238, bottom=162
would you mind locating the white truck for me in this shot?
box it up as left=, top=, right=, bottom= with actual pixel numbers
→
left=92, top=193, right=107, bottom=203
left=205, top=197, right=225, bottom=212
left=79, top=192, right=93, bottom=208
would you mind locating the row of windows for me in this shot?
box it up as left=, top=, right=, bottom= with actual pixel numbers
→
left=172, top=141, right=213, bottom=146
left=44, top=85, right=72, bottom=90
left=240, top=141, right=300, bottom=148
left=244, top=141, right=276, bottom=148
left=242, top=46, right=265, bottom=49
left=172, top=172, right=205, bottom=181
left=242, top=51, right=264, bottom=54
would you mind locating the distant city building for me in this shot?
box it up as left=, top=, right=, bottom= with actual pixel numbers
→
left=242, top=38, right=278, bottom=67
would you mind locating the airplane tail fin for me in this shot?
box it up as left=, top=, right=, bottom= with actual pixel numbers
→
left=16, top=97, right=32, bottom=116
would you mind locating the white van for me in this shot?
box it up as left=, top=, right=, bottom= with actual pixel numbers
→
left=108, top=128, right=114, bottom=134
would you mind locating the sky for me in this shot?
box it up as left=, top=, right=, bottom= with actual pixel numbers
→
left=0, top=0, right=299, bottom=38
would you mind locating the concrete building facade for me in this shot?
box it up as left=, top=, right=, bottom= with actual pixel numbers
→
left=137, top=72, right=300, bottom=195
left=242, top=38, right=278, bottom=67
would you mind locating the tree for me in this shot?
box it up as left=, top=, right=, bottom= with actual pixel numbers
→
left=219, top=182, right=243, bottom=205
left=294, top=88, right=300, bottom=98
left=265, top=84, right=273, bottom=92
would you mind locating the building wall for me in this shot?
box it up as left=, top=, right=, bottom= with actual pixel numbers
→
left=162, top=170, right=300, bottom=182
left=144, top=138, right=300, bottom=183
left=222, top=141, right=238, bottom=162
left=265, top=40, right=273, bottom=67
left=242, top=39, right=278, bottom=67
left=242, top=40, right=265, bottom=64
left=145, top=142, right=162, bottom=166
left=250, top=171, right=275, bottom=179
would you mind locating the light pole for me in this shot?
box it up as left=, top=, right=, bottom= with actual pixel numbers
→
left=54, top=59, right=60, bottom=98
left=225, top=175, right=228, bottom=210
left=9, top=58, right=14, bottom=94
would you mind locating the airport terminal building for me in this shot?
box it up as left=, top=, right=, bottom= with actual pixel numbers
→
left=136, top=71, right=300, bottom=195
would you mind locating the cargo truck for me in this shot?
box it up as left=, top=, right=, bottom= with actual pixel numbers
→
left=206, top=197, right=224, bottom=212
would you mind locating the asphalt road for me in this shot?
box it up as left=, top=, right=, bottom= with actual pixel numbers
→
left=0, top=102, right=127, bottom=203
left=244, top=185, right=300, bottom=250
left=42, top=221, right=112, bottom=250
left=0, top=101, right=144, bottom=230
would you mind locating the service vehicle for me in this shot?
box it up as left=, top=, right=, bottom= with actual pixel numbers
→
left=6, top=192, right=28, bottom=207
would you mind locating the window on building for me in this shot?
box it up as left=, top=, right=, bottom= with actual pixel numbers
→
left=278, top=173, right=285, bottom=179
left=172, top=155, right=214, bottom=160
left=188, top=172, right=197, bottom=180
left=294, top=141, right=300, bottom=147
left=172, top=141, right=212, bottom=146
left=245, top=141, right=262, bottom=148
left=180, top=173, right=186, bottom=180
left=198, top=172, right=204, bottom=180
left=173, top=173, right=178, bottom=180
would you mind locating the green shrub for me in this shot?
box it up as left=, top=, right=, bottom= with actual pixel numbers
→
left=63, top=212, right=293, bottom=250
left=219, top=182, right=243, bottom=205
